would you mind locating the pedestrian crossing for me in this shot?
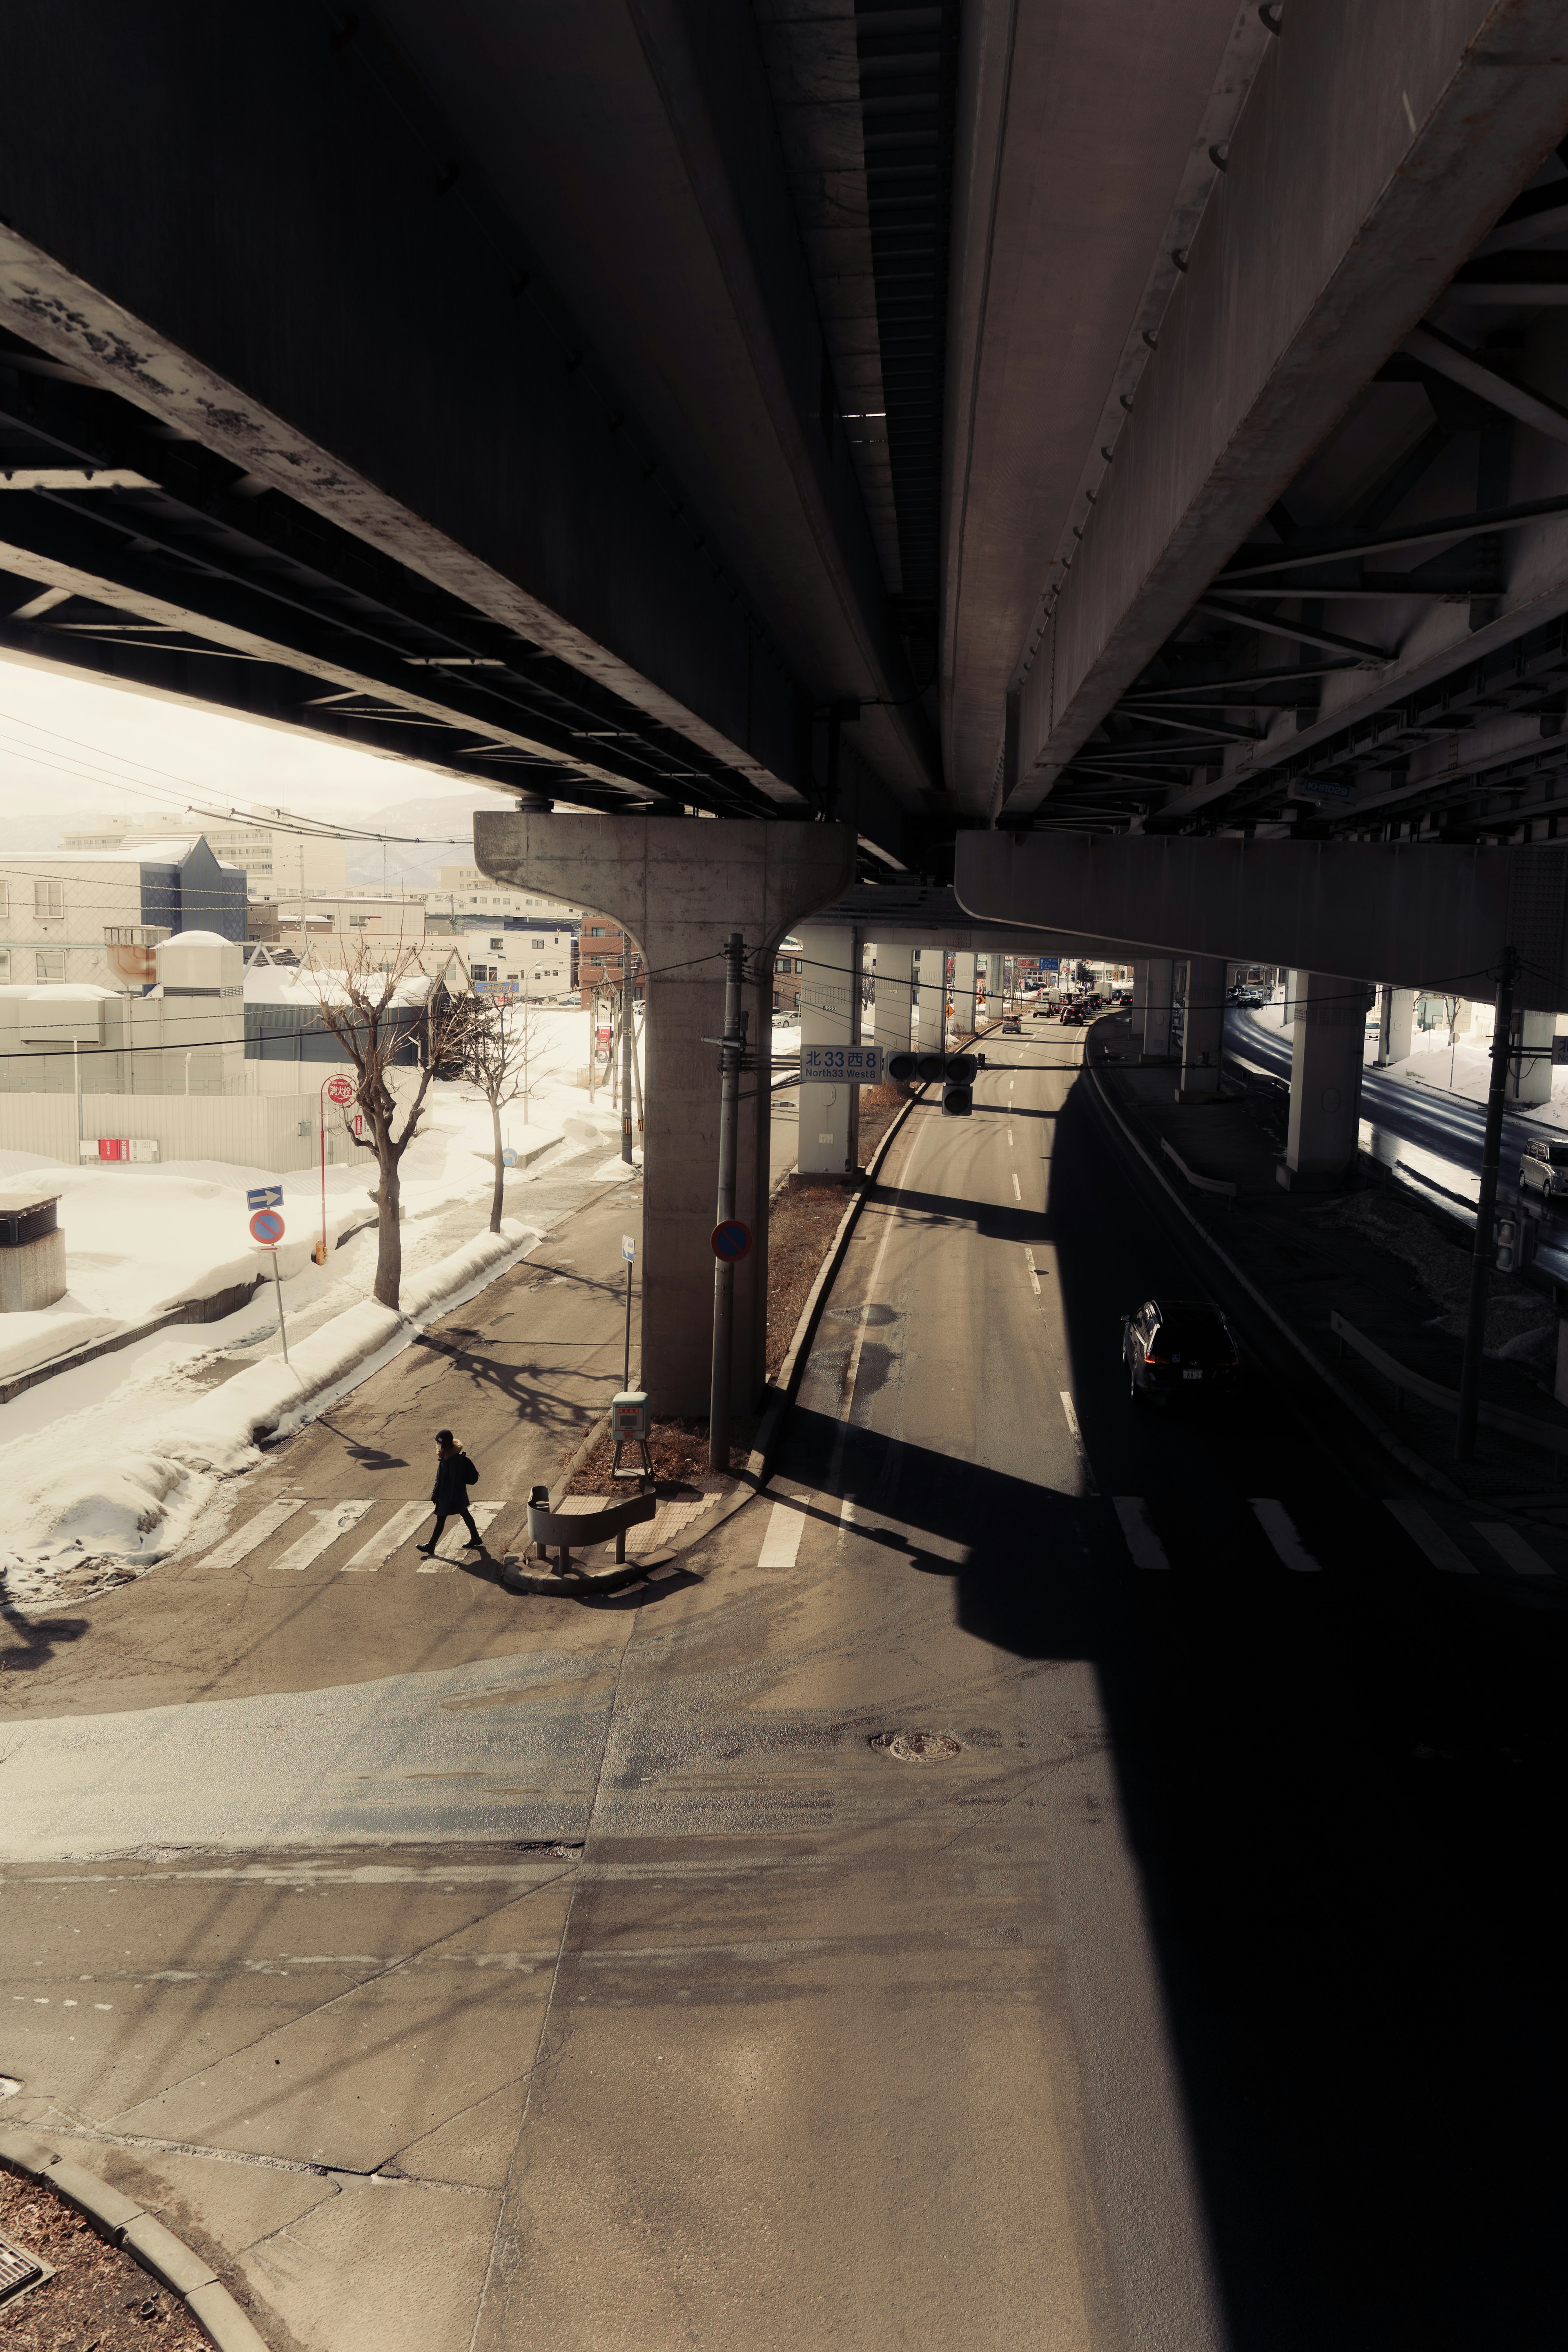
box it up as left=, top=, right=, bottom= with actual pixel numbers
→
left=1109, top=1488, right=1564, bottom=1583
left=187, top=1493, right=509, bottom=1577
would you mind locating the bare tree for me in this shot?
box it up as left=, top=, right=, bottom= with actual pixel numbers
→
left=304, top=939, right=477, bottom=1308
left=463, top=992, right=544, bottom=1234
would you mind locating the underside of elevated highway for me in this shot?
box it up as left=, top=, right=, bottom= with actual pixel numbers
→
left=4, top=7, right=1568, bottom=2351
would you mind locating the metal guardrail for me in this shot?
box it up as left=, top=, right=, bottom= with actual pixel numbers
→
left=1160, top=1138, right=1237, bottom=1203
left=1329, top=1309, right=1568, bottom=1469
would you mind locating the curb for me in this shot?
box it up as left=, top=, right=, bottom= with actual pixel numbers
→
left=747, top=1082, right=925, bottom=1487
left=1082, top=1051, right=1467, bottom=1502
left=0, top=2127, right=272, bottom=2351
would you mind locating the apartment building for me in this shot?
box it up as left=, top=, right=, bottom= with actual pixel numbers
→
left=467, top=928, right=576, bottom=1000
left=63, top=811, right=347, bottom=895
left=577, top=919, right=643, bottom=1004
left=0, top=840, right=246, bottom=992
left=434, top=865, right=579, bottom=926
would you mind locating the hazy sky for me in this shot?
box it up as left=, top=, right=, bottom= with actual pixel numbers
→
left=0, top=650, right=500, bottom=839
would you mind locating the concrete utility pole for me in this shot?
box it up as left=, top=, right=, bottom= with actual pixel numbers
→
left=709, top=930, right=745, bottom=1471
left=1456, top=947, right=1517, bottom=1462
left=621, top=957, right=635, bottom=1165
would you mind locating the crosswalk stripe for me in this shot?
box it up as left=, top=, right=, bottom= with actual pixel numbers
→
left=1383, top=1499, right=1479, bottom=1575
left=1474, top=1521, right=1554, bottom=1579
left=1112, top=1497, right=1170, bottom=1572
left=757, top=1490, right=807, bottom=1570
left=198, top=1499, right=304, bottom=1570
left=416, top=1501, right=506, bottom=1571
left=269, top=1501, right=374, bottom=1572
left=1249, top=1497, right=1322, bottom=1573
left=343, top=1500, right=431, bottom=1573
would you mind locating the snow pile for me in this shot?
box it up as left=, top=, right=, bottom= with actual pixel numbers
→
left=0, top=1218, right=535, bottom=1576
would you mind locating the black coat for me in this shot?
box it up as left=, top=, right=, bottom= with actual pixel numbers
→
left=431, top=1449, right=477, bottom=1508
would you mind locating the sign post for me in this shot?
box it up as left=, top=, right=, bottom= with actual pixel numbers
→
left=621, top=1232, right=635, bottom=1391
left=318, top=1072, right=356, bottom=1264
left=248, top=1204, right=290, bottom=1364
left=611, top=1232, right=651, bottom=1481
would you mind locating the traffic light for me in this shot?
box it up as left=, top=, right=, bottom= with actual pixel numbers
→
left=886, top=1049, right=985, bottom=1114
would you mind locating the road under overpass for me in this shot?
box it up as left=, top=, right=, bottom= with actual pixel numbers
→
left=4, top=3, right=1568, bottom=1358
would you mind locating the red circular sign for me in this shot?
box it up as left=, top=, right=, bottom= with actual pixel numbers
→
left=325, top=1075, right=355, bottom=1105
left=249, top=1208, right=285, bottom=1247
left=711, top=1219, right=752, bottom=1263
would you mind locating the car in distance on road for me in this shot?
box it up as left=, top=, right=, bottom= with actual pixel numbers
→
left=1000, top=1011, right=1021, bottom=1033
left=1122, top=1298, right=1240, bottom=1402
left=1031, top=998, right=1055, bottom=1018
left=1519, top=1137, right=1568, bottom=1202
left=1059, top=1004, right=1083, bottom=1025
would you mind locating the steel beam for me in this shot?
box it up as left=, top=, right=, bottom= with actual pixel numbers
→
left=1009, top=0, right=1568, bottom=815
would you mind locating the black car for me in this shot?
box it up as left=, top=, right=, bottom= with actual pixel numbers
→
left=1122, top=1297, right=1240, bottom=1402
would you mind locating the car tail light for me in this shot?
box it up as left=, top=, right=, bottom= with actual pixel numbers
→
left=1144, top=1354, right=1168, bottom=1365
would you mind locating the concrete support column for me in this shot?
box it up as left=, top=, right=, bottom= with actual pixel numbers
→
left=796, top=922, right=858, bottom=1177
left=951, top=951, right=977, bottom=1040
left=914, top=950, right=944, bottom=1048
left=1507, top=1010, right=1556, bottom=1107
left=1281, top=971, right=1371, bottom=1191
left=1140, top=958, right=1174, bottom=1060
left=1179, top=954, right=1227, bottom=1098
left=473, top=811, right=853, bottom=1416
left=1130, top=960, right=1148, bottom=1033
left=1375, top=985, right=1415, bottom=1068
left=1283, top=968, right=1306, bottom=1029
left=873, top=942, right=913, bottom=1060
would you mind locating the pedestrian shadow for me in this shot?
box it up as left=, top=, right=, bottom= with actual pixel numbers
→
left=0, top=1609, right=89, bottom=1672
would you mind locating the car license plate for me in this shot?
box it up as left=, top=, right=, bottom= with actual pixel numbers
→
left=1183, top=1369, right=1203, bottom=1381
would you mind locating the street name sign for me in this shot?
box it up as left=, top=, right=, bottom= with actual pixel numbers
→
left=800, top=1044, right=883, bottom=1085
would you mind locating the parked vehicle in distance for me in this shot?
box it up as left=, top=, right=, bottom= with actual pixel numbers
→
left=1122, top=1297, right=1240, bottom=1401
left=1519, top=1137, right=1568, bottom=1201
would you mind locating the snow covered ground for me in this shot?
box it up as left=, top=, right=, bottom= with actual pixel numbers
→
left=0, top=1008, right=643, bottom=1593
left=1252, top=994, right=1568, bottom=1130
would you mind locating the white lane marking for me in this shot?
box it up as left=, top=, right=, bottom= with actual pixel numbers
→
left=270, top=1502, right=374, bottom=1572
left=1007, top=1128, right=1015, bottom=1146
left=1383, top=1499, right=1478, bottom=1576
left=199, top=1499, right=304, bottom=1570
left=1059, top=1392, right=1098, bottom=1495
left=1023, top=1247, right=1041, bottom=1296
left=1011, top=1171, right=1021, bottom=1200
left=343, top=1499, right=430, bottom=1572
left=1113, top=1497, right=1170, bottom=1572
left=416, top=1501, right=506, bottom=1570
left=1249, top=1498, right=1322, bottom=1573
left=1474, top=1521, right=1554, bottom=1579
left=829, top=1118, right=930, bottom=1519
left=757, top=1490, right=807, bottom=1570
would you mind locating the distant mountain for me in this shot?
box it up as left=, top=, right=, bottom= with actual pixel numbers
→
left=337, top=791, right=499, bottom=889
left=0, top=812, right=67, bottom=852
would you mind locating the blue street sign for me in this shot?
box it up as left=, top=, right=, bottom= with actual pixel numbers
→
left=502, top=1149, right=519, bottom=1167
left=622, top=1234, right=636, bottom=1262
left=247, top=1185, right=283, bottom=1211
left=711, top=1219, right=751, bottom=1263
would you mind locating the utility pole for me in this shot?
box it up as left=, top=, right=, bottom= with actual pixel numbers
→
left=709, top=930, right=745, bottom=1471
left=1456, top=947, right=1517, bottom=1462
left=621, top=956, right=635, bottom=1164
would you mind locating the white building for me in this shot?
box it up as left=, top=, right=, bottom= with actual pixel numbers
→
left=434, top=865, right=579, bottom=925
left=467, top=928, right=575, bottom=1000
left=63, top=811, right=347, bottom=895
left=0, top=840, right=246, bottom=993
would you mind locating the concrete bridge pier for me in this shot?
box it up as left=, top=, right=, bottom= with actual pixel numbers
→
left=873, top=943, right=914, bottom=1061
left=1507, top=1011, right=1556, bottom=1108
left=1375, top=986, right=1416, bottom=1069
left=473, top=811, right=853, bottom=1416
left=797, top=922, right=861, bottom=1180
left=951, top=951, right=977, bottom=1041
left=915, top=951, right=944, bottom=1049
left=1279, top=972, right=1372, bottom=1192
left=1140, top=958, right=1174, bottom=1062
left=1178, top=955, right=1227, bottom=1099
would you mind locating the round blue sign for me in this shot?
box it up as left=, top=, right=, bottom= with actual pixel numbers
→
left=711, top=1218, right=752, bottom=1262
left=249, top=1207, right=285, bottom=1247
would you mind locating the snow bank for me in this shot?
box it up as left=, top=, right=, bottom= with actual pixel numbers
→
left=0, top=1218, right=535, bottom=1568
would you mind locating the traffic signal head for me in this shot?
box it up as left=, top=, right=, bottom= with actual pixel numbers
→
left=886, top=1050, right=918, bottom=1083
left=942, top=1079, right=973, bottom=1116
left=885, top=1050, right=986, bottom=1109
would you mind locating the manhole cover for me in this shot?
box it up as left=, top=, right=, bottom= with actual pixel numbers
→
left=869, top=1730, right=962, bottom=1764
left=0, top=2232, right=51, bottom=2307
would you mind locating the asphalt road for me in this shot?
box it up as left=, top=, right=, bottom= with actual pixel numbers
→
left=2, top=1031, right=1561, bottom=2351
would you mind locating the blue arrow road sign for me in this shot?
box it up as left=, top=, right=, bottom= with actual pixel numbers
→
left=247, top=1186, right=283, bottom=1211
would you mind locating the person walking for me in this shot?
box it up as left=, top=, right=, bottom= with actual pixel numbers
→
left=417, top=1427, right=482, bottom=1556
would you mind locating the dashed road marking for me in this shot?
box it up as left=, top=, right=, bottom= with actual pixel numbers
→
left=270, top=1501, right=374, bottom=1572
left=1023, top=1247, right=1041, bottom=1296
left=1112, top=1497, right=1170, bottom=1572
left=198, top=1499, right=304, bottom=1570
left=1383, top=1499, right=1479, bottom=1575
left=416, top=1500, right=506, bottom=1570
left=1249, top=1497, right=1322, bottom=1573
left=343, top=1499, right=430, bottom=1572
left=1474, top=1521, right=1554, bottom=1579
left=1011, top=1171, right=1021, bottom=1200
left=1059, top=1392, right=1098, bottom=1495
left=758, top=1489, right=807, bottom=1570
